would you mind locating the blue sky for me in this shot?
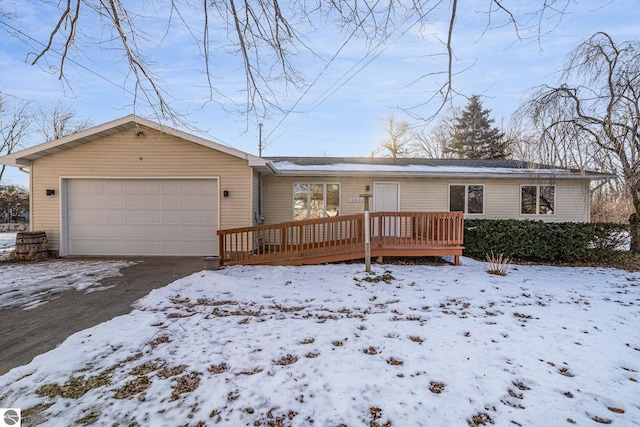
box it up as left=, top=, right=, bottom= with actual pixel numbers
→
left=1, top=0, right=638, bottom=187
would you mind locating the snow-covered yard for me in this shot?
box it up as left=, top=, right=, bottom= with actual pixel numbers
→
left=1, top=257, right=639, bottom=426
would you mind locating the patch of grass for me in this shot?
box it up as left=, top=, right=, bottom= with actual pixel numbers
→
left=467, top=412, right=494, bottom=426
left=235, top=366, right=264, bottom=376
left=362, top=271, right=396, bottom=284
left=429, top=381, right=445, bottom=394
left=274, top=354, right=299, bottom=366
left=114, top=375, right=151, bottom=399
left=363, top=346, right=379, bottom=355
left=158, top=364, right=187, bottom=378
left=36, top=368, right=114, bottom=399
left=591, top=415, right=612, bottom=424
left=208, top=362, right=230, bottom=374
left=386, top=357, right=403, bottom=366
left=75, top=410, right=100, bottom=425
left=21, top=402, right=54, bottom=425
left=171, top=372, right=201, bottom=401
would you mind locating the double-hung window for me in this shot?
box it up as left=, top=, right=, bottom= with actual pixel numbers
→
left=449, top=184, right=484, bottom=214
left=293, top=183, right=340, bottom=220
left=521, top=185, right=554, bottom=215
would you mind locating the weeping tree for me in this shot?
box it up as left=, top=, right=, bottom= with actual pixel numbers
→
left=525, top=32, right=640, bottom=251
left=0, top=1, right=574, bottom=121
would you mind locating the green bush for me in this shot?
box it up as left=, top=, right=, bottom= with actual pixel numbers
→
left=463, top=219, right=628, bottom=263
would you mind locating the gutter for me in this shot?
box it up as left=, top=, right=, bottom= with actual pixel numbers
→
left=269, top=169, right=613, bottom=180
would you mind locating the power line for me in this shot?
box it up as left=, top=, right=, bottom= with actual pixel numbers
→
left=0, top=18, right=135, bottom=97
left=264, top=10, right=429, bottom=145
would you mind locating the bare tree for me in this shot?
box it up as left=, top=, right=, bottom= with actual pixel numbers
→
left=524, top=32, right=640, bottom=250
left=0, top=93, right=31, bottom=181
left=411, top=109, right=458, bottom=158
left=375, top=113, right=412, bottom=159
left=0, top=184, right=29, bottom=222
left=1, top=1, right=573, bottom=120
left=37, top=101, right=91, bottom=141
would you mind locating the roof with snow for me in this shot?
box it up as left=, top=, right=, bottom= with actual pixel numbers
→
left=264, top=157, right=612, bottom=180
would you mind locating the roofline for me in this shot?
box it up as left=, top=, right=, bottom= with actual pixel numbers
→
left=270, top=169, right=612, bottom=180
left=0, top=115, right=268, bottom=168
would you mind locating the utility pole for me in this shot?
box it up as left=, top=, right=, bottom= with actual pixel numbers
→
left=258, top=123, right=263, bottom=157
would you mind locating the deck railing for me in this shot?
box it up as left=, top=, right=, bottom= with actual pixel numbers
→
left=369, top=211, right=464, bottom=246
left=217, top=211, right=464, bottom=266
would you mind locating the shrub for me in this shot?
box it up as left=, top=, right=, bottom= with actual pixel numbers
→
left=464, top=219, right=628, bottom=263
left=485, top=251, right=511, bottom=275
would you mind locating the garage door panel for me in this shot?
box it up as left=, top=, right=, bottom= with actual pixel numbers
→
left=125, top=181, right=144, bottom=193
left=67, top=178, right=218, bottom=256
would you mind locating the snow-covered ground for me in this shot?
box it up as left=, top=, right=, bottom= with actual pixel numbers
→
left=0, top=232, right=134, bottom=310
left=1, top=258, right=639, bottom=426
left=0, top=231, right=16, bottom=260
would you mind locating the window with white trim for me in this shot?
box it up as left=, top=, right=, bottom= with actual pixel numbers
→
left=521, top=185, right=555, bottom=215
left=293, top=183, right=340, bottom=220
left=449, top=184, right=484, bottom=214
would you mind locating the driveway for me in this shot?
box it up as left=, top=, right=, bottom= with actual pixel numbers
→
left=0, top=257, right=205, bottom=375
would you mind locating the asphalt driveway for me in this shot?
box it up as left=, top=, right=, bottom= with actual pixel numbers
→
left=0, top=257, right=205, bottom=375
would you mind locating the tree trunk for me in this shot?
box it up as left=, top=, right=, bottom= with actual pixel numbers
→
left=629, top=212, right=640, bottom=253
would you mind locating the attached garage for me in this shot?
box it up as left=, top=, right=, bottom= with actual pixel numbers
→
left=62, top=178, right=219, bottom=256
left=0, top=115, right=270, bottom=257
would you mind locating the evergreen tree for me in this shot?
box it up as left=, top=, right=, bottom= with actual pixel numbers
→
left=445, top=96, right=509, bottom=159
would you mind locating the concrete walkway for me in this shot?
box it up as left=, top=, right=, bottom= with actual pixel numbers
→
left=0, top=257, right=205, bottom=375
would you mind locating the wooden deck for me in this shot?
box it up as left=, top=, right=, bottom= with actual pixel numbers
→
left=217, top=211, right=464, bottom=266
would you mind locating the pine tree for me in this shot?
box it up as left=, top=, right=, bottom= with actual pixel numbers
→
left=445, top=96, right=509, bottom=159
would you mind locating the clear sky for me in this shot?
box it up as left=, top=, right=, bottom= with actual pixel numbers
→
left=1, top=1, right=638, bottom=187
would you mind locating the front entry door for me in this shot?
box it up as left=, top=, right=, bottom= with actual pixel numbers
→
left=373, top=183, right=399, bottom=236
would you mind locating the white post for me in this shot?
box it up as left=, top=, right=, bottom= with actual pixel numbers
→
left=364, top=210, right=371, bottom=272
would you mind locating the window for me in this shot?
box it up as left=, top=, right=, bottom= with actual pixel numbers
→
left=293, top=183, right=340, bottom=220
left=521, top=185, right=554, bottom=215
left=449, top=184, right=484, bottom=214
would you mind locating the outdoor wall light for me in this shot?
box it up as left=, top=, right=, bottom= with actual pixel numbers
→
left=46, top=189, right=55, bottom=196
left=365, top=185, right=370, bottom=191
left=223, top=190, right=230, bottom=198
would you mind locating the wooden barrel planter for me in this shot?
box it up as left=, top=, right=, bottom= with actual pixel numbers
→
left=15, top=231, right=49, bottom=260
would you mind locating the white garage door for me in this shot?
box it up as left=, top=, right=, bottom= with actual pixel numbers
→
left=65, top=178, right=218, bottom=256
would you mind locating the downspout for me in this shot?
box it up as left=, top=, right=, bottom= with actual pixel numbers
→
left=257, top=172, right=263, bottom=225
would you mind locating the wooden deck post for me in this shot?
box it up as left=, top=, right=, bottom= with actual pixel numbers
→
left=360, top=193, right=373, bottom=273
left=364, top=210, right=371, bottom=272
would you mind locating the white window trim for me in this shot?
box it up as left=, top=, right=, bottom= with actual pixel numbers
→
left=292, top=182, right=341, bottom=220
left=448, top=184, right=485, bottom=215
left=520, top=184, right=556, bottom=216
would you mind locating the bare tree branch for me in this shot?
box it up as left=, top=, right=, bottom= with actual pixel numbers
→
left=18, top=1, right=573, bottom=121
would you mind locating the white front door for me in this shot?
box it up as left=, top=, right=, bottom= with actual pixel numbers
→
left=374, top=183, right=399, bottom=212
left=373, top=183, right=399, bottom=236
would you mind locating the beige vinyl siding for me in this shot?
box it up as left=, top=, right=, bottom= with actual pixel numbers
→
left=263, top=176, right=373, bottom=224
left=263, top=176, right=591, bottom=224
left=32, top=126, right=253, bottom=252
